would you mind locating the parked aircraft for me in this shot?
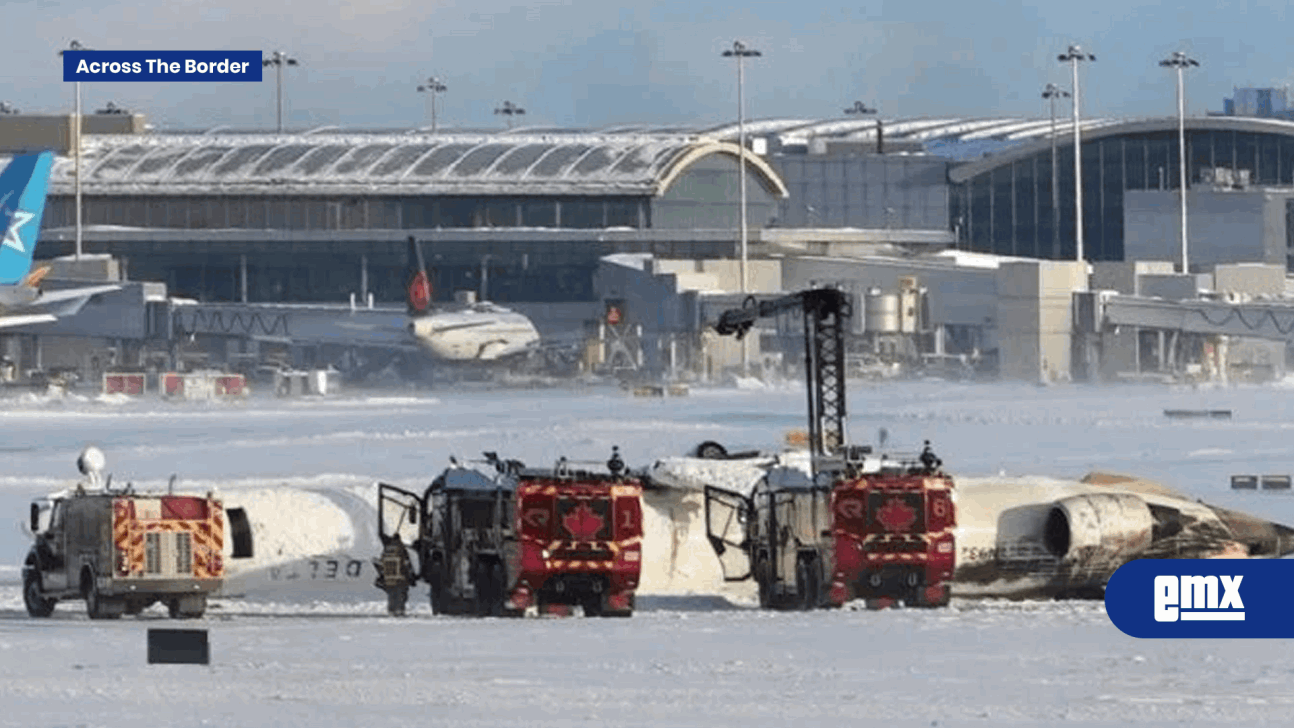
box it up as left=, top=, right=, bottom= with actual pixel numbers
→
left=404, top=236, right=541, bottom=362
left=648, top=448, right=1294, bottom=600
left=0, top=151, right=120, bottom=328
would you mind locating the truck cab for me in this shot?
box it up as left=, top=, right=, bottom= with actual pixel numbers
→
left=704, top=445, right=957, bottom=609
left=377, top=447, right=644, bottom=617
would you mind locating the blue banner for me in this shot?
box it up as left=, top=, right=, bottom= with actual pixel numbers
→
left=1106, top=559, right=1294, bottom=638
left=63, top=51, right=262, bottom=82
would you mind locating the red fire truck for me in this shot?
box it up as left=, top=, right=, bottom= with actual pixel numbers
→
left=376, top=448, right=643, bottom=617
left=702, top=289, right=956, bottom=609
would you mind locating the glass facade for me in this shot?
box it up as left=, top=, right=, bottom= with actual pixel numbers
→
left=952, top=130, right=1294, bottom=261
left=47, top=195, right=650, bottom=232
left=119, top=250, right=602, bottom=304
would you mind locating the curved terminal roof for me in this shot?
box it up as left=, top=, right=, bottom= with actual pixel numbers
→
left=945, top=115, right=1294, bottom=182
left=27, top=115, right=1294, bottom=197
left=49, top=132, right=788, bottom=198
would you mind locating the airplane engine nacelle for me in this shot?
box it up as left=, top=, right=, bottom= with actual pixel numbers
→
left=1043, top=494, right=1153, bottom=568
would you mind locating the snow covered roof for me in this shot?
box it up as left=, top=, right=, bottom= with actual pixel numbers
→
left=45, top=132, right=788, bottom=198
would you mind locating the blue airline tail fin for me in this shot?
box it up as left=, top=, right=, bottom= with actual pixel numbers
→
left=0, top=151, right=54, bottom=286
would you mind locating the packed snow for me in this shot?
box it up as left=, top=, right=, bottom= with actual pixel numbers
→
left=3, top=381, right=1294, bottom=726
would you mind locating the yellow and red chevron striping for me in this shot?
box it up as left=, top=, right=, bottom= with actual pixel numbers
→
left=111, top=497, right=224, bottom=578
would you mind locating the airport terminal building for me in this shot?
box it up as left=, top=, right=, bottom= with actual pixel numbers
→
left=9, top=112, right=1294, bottom=309
left=7, top=111, right=1294, bottom=383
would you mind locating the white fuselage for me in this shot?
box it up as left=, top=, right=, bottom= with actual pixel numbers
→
left=646, top=454, right=1280, bottom=600
left=409, top=303, right=541, bottom=362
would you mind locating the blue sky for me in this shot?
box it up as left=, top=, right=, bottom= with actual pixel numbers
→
left=4, top=0, right=1291, bottom=131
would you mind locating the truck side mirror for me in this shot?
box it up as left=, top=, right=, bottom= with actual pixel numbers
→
left=29, top=503, right=40, bottom=534
left=408, top=505, right=418, bottom=525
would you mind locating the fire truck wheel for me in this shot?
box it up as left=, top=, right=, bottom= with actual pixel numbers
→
left=85, top=580, right=121, bottom=620
left=23, top=570, right=55, bottom=618
left=168, top=595, right=207, bottom=619
left=598, top=593, right=634, bottom=618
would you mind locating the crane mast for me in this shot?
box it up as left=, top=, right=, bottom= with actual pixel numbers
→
left=714, top=288, right=851, bottom=467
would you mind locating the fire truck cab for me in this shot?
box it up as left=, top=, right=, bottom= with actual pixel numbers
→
left=377, top=447, right=644, bottom=617
left=704, top=446, right=956, bottom=609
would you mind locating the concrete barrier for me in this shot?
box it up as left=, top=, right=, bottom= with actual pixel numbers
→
left=162, top=371, right=247, bottom=400
left=102, top=372, right=146, bottom=396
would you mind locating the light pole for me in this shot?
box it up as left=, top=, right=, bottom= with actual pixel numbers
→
left=1042, top=83, right=1070, bottom=258
left=1160, top=51, right=1200, bottom=273
left=844, top=101, right=884, bottom=154
left=417, top=77, right=447, bottom=134
left=479, top=254, right=495, bottom=301
left=494, top=101, right=525, bottom=129
left=262, top=50, right=299, bottom=133
left=723, top=40, right=761, bottom=295
left=1058, top=45, right=1095, bottom=261
left=58, top=40, right=90, bottom=259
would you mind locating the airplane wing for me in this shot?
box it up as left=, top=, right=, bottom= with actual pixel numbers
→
left=27, top=284, right=123, bottom=317
left=33, top=284, right=123, bottom=305
left=0, top=312, right=57, bottom=329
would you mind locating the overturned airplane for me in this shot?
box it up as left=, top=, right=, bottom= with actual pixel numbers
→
left=646, top=448, right=1294, bottom=601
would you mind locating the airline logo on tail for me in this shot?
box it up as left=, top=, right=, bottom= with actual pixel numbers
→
left=406, top=235, right=433, bottom=315
left=0, top=151, right=54, bottom=286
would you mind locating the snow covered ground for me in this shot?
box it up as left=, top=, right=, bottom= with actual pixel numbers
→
left=3, top=380, right=1294, bottom=726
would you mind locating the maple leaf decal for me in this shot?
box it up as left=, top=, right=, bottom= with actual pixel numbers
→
left=876, top=497, right=917, bottom=533
left=562, top=503, right=605, bottom=541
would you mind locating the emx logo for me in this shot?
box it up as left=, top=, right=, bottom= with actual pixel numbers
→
left=1107, top=560, right=1294, bottom=638
left=1153, top=575, right=1244, bottom=622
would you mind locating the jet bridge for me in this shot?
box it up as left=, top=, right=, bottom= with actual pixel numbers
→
left=168, top=302, right=415, bottom=349
left=1079, top=291, right=1294, bottom=342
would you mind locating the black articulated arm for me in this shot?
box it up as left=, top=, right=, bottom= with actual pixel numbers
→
left=713, top=289, right=851, bottom=460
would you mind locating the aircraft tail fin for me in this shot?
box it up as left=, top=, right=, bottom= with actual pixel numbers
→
left=406, top=235, right=433, bottom=317
left=0, top=151, right=54, bottom=286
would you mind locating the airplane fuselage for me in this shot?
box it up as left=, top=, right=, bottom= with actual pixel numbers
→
left=408, top=303, right=541, bottom=362
left=646, top=454, right=1294, bottom=601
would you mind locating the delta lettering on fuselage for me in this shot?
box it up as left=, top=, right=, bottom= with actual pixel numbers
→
left=1153, top=575, right=1245, bottom=622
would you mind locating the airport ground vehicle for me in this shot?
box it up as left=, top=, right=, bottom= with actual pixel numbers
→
left=376, top=448, right=644, bottom=617
left=702, top=289, right=957, bottom=609
left=23, top=449, right=224, bottom=619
